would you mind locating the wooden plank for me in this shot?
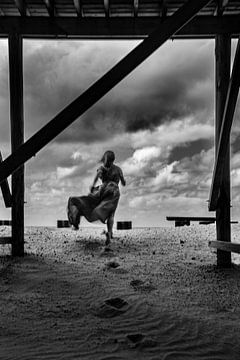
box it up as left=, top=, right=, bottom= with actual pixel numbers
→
left=134, top=0, right=139, bottom=17
left=9, top=33, right=24, bottom=257
left=0, top=15, right=240, bottom=39
left=160, top=0, right=167, bottom=19
left=209, top=37, right=240, bottom=211
left=214, top=0, right=229, bottom=16
left=104, top=0, right=110, bottom=17
left=73, top=0, right=83, bottom=17
left=14, top=0, right=28, bottom=16
left=209, top=240, right=240, bottom=254
left=43, top=0, right=55, bottom=17
left=0, top=237, right=12, bottom=245
left=0, top=152, right=12, bottom=208
left=0, top=0, right=212, bottom=184
left=199, top=221, right=215, bottom=225
left=166, top=216, right=216, bottom=222
left=215, top=34, right=231, bottom=268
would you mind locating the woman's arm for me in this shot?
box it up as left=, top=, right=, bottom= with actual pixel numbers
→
left=90, top=172, right=100, bottom=192
left=119, top=168, right=126, bottom=186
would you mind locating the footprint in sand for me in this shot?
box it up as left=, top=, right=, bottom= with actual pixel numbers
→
left=95, top=297, right=129, bottom=318
left=106, top=261, right=120, bottom=269
left=104, top=260, right=128, bottom=273
left=126, top=333, right=158, bottom=349
left=130, top=279, right=156, bottom=292
left=127, top=333, right=145, bottom=343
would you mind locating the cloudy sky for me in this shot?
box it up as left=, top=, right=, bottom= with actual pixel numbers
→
left=0, top=37, right=240, bottom=227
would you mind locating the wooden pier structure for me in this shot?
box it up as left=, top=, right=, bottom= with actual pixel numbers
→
left=0, top=0, right=240, bottom=266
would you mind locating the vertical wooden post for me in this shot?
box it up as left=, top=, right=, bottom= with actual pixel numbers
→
left=8, top=33, right=24, bottom=257
left=215, top=34, right=231, bottom=268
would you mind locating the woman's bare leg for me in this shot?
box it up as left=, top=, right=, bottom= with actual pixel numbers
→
left=106, top=213, right=114, bottom=245
left=67, top=197, right=81, bottom=230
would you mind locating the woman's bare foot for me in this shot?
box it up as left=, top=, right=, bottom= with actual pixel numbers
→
left=72, top=225, right=79, bottom=230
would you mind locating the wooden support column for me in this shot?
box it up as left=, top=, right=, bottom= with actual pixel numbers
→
left=215, top=34, right=231, bottom=267
left=8, top=33, right=24, bottom=257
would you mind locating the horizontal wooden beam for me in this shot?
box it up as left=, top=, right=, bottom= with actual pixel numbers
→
left=0, top=237, right=12, bottom=245
left=167, top=216, right=216, bottom=222
left=0, top=0, right=211, bottom=184
left=209, top=240, right=240, bottom=254
left=209, top=37, right=240, bottom=211
left=0, top=15, right=239, bottom=39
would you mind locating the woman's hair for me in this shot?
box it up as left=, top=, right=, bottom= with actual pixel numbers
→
left=100, top=150, right=115, bottom=166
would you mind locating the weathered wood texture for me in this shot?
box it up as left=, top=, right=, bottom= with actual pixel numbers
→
left=209, top=37, right=240, bottom=212
left=214, top=34, right=232, bottom=268
left=0, top=152, right=12, bottom=208
left=0, top=16, right=240, bottom=39
left=0, top=0, right=212, bottom=185
left=9, top=33, right=24, bottom=257
left=209, top=240, right=240, bottom=254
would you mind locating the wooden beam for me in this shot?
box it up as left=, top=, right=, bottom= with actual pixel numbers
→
left=0, top=16, right=240, bottom=39
left=73, top=0, right=83, bottom=17
left=214, top=0, right=229, bottom=16
left=43, top=0, right=55, bottom=17
left=214, top=34, right=231, bottom=268
left=0, top=0, right=213, bottom=184
left=209, top=37, right=240, bottom=211
left=8, top=33, right=24, bottom=257
left=14, top=0, right=28, bottom=16
left=134, top=0, right=139, bottom=18
left=166, top=216, right=216, bottom=222
left=104, top=0, right=110, bottom=18
left=160, top=0, right=167, bottom=20
left=0, top=152, right=12, bottom=208
left=209, top=240, right=240, bottom=254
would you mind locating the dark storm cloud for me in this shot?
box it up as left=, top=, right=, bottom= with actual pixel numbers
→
left=168, top=138, right=213, bottom=163
left=20, top=40, right=216, bottom=145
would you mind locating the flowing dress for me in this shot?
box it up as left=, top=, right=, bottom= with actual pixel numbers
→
left=67, top=164, right=123, bottom=227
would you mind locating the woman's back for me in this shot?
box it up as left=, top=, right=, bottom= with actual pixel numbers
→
left=98, top=164, right=124, bottom=185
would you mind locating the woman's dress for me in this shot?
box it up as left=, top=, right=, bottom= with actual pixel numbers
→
left=67, top=164, right=122, bottom=227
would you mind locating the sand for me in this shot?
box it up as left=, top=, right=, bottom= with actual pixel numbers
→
left=1, top=224, right=240, bottom=359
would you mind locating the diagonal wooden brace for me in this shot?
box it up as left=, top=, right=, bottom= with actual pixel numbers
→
left=0, top=0, right=211, bottom=185
left=0, top=151, right=12, bottom=208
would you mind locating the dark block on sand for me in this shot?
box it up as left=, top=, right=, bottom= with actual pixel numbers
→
left=117, top=221, right=132, bottom=230
left=175, top=220, right=190, bottom=227
left=57, top=220, right=70, bottom=228
left=0, top=220, right=12, bottom=226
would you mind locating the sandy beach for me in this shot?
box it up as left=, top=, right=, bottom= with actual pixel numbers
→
left=1, top=224, right=240, bottom=359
